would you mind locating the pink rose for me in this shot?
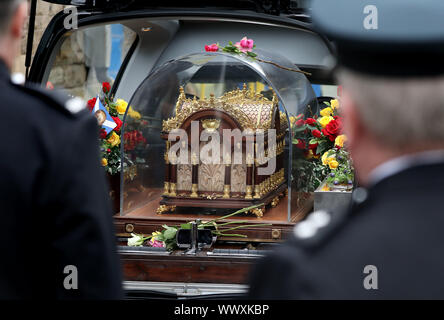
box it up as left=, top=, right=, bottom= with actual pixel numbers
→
left=205, top=43, right=219, bottom=52
left=235, top=36, right=254, bottom=52
left=149, top=239, right=165, bottom=248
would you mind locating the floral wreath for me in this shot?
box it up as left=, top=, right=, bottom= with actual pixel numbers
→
left=205, top=36, right=311, bottom=76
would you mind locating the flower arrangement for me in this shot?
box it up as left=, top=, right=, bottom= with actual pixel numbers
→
left=87, top=82, right=145, bottom=175
left=127, top=205, right=271, bottom=251
left=204, top=37, right=310, bottom=75
left=290, top=99, right=354, bottom=191
left=205, top=36, right=258, bottom=59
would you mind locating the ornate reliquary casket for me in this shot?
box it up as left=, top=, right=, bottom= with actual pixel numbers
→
left=158, top=85, right=288, bottom=217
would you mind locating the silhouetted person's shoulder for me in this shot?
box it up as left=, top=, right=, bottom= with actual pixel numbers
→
left=0, top=63, right=123, bottom=299
left=249, top=164, right=444, bottom=299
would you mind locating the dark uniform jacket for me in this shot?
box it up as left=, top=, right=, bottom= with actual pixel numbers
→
left=0, top=61, right=123, bottom=299
left=249, top=162, right=444, bottom=299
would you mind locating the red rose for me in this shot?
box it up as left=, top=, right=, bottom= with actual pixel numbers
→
left=87, top=97, right=97, bottom=111
left=305, top=118, right=316, bottom=126
left=295, top=139, right=306, bottom=150
left=312, top=129, right=322, bottom=138
left=295, top=119, right=305, bottom=127
left=309, top=143, right=318, bottom=150
left=322, top=118, right=342, bottom=141
left=204, top=44, right=219, bottom=52
left=102, top=82, right=111, bottom=94
left=99, top=129, right=107, bottom=139
left=112, top=116, right=122, bottom=132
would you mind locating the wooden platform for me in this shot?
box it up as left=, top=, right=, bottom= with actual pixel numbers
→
left=115, top=188, right=313, bottom=284
left=120, top=249, right=253, bottom=284
left=114, top=187, right=313, bottom=242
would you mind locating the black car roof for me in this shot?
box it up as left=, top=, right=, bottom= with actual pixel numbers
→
left=41, top=0, right=308, bottom=15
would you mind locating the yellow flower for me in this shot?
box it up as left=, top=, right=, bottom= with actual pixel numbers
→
left=116, top=99, right=128, bottom=115
left=321, top=152, right=330, bottom=165
left=101, top=158, right=108, bottom=166
left=320, top=107, right=333, bottom=117
left=107, top=131, right=121, bottom=147
left=306, top=149, right=315, bottom=159
left=322, top=151, right=336, bottom=166
left=318, top=116, right=334, bottom=128
left=289, top=116, right=296, bottom=126
left=128, top=108, right=141, bottom=120
left=331, top=99, right=339, bottom=110
left=328, top=160, right=339, bottom=169
left=335, top=134, right=347, bottom=148
left=152, top=231, right=161, bottom=240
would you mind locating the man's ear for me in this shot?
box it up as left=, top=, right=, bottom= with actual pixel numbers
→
left=341, top=89, right=364, bottom=151
left=10, top=1, right=28, bottom=40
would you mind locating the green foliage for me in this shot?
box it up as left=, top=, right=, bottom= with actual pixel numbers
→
left=293, top=158, right=329, bottom=192
left=160, top=225, right=178, bottom=251
left=107, top=102, right=118, bottom=117
left=324, top=148, right=354, bottom=186
left=135, top=205, right=272, bottom=251
left=316, top=139, right=332, bottom=155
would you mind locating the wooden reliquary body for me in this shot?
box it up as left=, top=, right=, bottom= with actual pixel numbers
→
left=158, top=85, right=288, bottom=217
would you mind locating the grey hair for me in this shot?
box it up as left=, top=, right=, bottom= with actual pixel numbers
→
left=337, top=69, right=444, bottom=149
left=0, top=0, right=24, bottom=35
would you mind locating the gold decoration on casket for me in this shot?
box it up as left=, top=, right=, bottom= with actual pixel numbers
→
left=162, top=84, right=280, bottom=133
left=160, top=85, right=288, bottom=217
left=202, top=119, right=221, bottom=132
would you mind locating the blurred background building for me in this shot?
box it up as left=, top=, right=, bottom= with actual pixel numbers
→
left=14, top=1, right=64, bottom=74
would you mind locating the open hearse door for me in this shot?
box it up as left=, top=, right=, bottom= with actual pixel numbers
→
left=28, top=0, right=341, bottom=299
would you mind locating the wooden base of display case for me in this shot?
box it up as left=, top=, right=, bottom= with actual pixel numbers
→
left=119, top=248, right=254, bottom=284
left=115, top=190, right=313, bottom=286
left=159, top=184, right=288, bottom=218
left=114, top=188, right=313, bottom=242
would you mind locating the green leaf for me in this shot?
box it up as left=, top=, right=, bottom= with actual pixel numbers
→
left=309, top=138, right=319, bottom=145
left=292, top=126, right=307, bottom=134
left=316, top=140, right=331, bottom=155
left=163, top=227, right=177, bottom=240
left=306, top=125, right=318, bottom=131
left=180, top=223, right=191, bottom=229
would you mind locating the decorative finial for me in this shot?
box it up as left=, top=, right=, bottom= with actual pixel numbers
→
left=272, top=90, right=278, bottom=104
left=209, top=93, right=215, bottom=105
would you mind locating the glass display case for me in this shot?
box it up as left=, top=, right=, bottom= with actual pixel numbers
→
left=120, top=49, right=318, bottom=228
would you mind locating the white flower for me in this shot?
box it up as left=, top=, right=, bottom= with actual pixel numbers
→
left=127, top=233, right=144, bottom=247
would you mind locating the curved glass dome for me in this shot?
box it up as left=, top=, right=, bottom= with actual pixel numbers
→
left=120, top=50, right=318, bottom=223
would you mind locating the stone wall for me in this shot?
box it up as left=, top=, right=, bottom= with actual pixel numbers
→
left=13, top=1, right=65, bottom=74
left=48, top=29, right=86, bottom=97
left=13, top=1, right=136, bottom=99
